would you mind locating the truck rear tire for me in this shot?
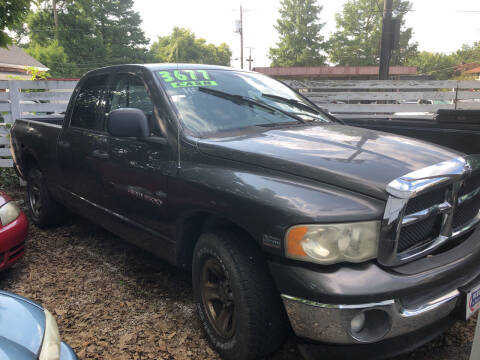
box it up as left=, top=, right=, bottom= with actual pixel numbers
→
left=26, top=167, right=66, bottom=228
left=192, top=230, right=286, bottom=360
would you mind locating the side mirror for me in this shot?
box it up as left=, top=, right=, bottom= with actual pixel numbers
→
left=107, top=108, right=149, bottom=138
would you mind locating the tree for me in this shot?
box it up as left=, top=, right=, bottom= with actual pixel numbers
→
left=329, top=0, right=417, bottom=66
left=24, top=1, right=103, bottom=76
left=455, top=42, right=480, bottom=64
left=0, top=0, right=31, bottom=47
left=404, top=43, right=480, bottom=80
left=79, top=0, right=149, bottom=64
left=18, top=0, right=149, bottom=77
left=406, top=51, right=457, bottom=80
left=26, top=40, right=77, bottom=77
left=269, top=0, right=327, bottom=67
left=149, top=27, right=232, bottom=66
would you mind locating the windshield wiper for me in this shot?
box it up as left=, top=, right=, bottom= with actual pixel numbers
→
left=261, top=93, right=320, bottom=115
left=198, top=87, right=305, bottom=123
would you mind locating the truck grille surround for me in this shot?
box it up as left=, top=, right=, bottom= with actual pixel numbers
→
left=379, top=155, right=480, bottom=266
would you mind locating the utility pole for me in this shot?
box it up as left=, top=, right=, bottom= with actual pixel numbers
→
left=379, top=0, right=393, bottom=80
left=246, top=47, right=254, bottom=70
left=52, top=0, right=59, bottom=39
left=234, top=5, right=248, bottom=69
left=240, top=5, right=244, bottom=69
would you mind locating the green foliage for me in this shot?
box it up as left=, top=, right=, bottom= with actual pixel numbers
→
left=79, top=0, right=149, bottom=64
left=5, top=68, right=50, bottom=80
left=269, top=0, right=327, bottom=67
left=26, top=65, right=51, bottom=79
left=0, top=168, right=18, bottom=189
left=0, top=0, right=31, bottom=47
left=406, top=43, right=480, bottom=80
left=149, top=27, right=232, bottom=66
left=455, top=42, right=480, bottom=65
left=26, top=40, right=76, bottom=77
left=19, top=0, right=149, bottom=77
left=406, top=51, right=457, bottom=80
left=329, top=0, right=417, bottom=66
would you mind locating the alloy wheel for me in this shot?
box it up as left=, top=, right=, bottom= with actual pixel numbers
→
left=28, top=178, right=42, bottom=218
left=200, top=257, right=237, bottom=339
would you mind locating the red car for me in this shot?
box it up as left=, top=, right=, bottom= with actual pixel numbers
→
left=0, top=192, right=27, bottom=270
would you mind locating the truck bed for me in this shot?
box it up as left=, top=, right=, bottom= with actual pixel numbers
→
left=10, top=116, right=64, bottom=181
left=342, top=110, right=480, bottom=154
left=19, top=115, right=65, bottom=127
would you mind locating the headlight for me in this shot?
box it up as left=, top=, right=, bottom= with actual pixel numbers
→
left=0, top=201, right=20, bottom=226
left=39, top=309, right=61, bottom=360
left=285, top=221, right=380, bottom=265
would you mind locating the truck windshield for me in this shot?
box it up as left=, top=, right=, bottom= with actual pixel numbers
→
left=155, top=69, right=331, bottom=136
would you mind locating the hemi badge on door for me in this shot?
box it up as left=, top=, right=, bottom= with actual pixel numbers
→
left=262, top=235, right=281, bottom=249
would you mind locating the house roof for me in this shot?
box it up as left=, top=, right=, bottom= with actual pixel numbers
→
left=466, top=66, right=480, bottom=74
left=455, top=62, right=480, bottom=73
left=0, top=45, right=47, bottom=70
left=252, top=66, right=417, bottom=78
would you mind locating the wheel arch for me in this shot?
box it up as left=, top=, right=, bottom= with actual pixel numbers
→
left=175, top=210, right=263, bottom=270
left=21, top=150, right=40, bottom=178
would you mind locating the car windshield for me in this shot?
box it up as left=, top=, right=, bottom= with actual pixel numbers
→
left=155, top=69, right=332, bottom=136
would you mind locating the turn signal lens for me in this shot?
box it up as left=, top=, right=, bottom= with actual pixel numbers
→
left=285, top=221, right=380, bottom=265
left=286, top=226, right=308, bottom=256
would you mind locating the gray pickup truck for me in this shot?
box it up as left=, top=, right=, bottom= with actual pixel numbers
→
left=10, top=64, right=480, bottom=360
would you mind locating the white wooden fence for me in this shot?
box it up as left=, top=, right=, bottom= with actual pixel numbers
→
left=284, top=79, right=480, bottom=119
left=1, top=79, right=480, bottom=168
left=0, top=80, right=77, bottom=167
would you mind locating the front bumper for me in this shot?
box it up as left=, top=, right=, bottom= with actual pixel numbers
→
left=297, top=314, right=457, bottom=360
left=282, top=287, right=461, bottom=344
left=270, top=225, right=480, bottom=347
left=0, top=212, right=28, bottom=271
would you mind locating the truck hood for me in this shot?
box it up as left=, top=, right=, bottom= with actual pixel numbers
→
left=196, top=124, right=462, bottom=200
left=0, top=291, right=45, bottom=359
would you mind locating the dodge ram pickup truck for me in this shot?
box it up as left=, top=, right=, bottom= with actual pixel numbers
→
left=10, top=64, right=480, bottom=360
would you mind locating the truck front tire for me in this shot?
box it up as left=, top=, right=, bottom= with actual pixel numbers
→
left=192, top=230, right=286, bottom=360
left=26, top=167, right=66, bottom=228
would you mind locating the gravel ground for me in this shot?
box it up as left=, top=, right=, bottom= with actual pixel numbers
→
left=0, top=184, right=477, bottom=360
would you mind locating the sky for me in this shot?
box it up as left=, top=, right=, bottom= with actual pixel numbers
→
left=133, top=0, right=480, bottom=69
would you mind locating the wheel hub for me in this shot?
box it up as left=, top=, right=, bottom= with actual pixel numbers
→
left=29, top=179, right=42, bottom=218
left=200, top=257, right=237, bottom=339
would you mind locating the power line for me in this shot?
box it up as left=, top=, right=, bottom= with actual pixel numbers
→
left=40, top=56, right=146, bottom=65
left=410, top=9, right=480, bottom=13
left=408, top=61, right=480, bottom=78
left=337, top=8, right=480, bottom=15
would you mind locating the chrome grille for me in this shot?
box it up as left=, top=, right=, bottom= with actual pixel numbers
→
left=397, top=215, right=442, bottom=253
left=460, top=171, right=480, bottom=196
left=379, top=155, right=480, bottom=266
left=453, top=189, right=480, bottom=229
left=404, top=188, right=446, bottom=214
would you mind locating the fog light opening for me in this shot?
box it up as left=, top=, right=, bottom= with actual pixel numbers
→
left=349, top=309, right=391, bottom=343
left=350, top=312, right=366, bottom=333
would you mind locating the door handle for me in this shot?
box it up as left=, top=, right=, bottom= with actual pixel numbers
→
left=58, top=140, right=71, bottom=149
left=91, top=149, right=110, bottom=160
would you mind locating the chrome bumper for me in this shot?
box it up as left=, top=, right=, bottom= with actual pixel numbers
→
left=282, top=289, right=460, bottom=344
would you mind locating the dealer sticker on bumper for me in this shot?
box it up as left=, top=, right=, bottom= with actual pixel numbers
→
left=466, top=284, right=480, bottom=319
